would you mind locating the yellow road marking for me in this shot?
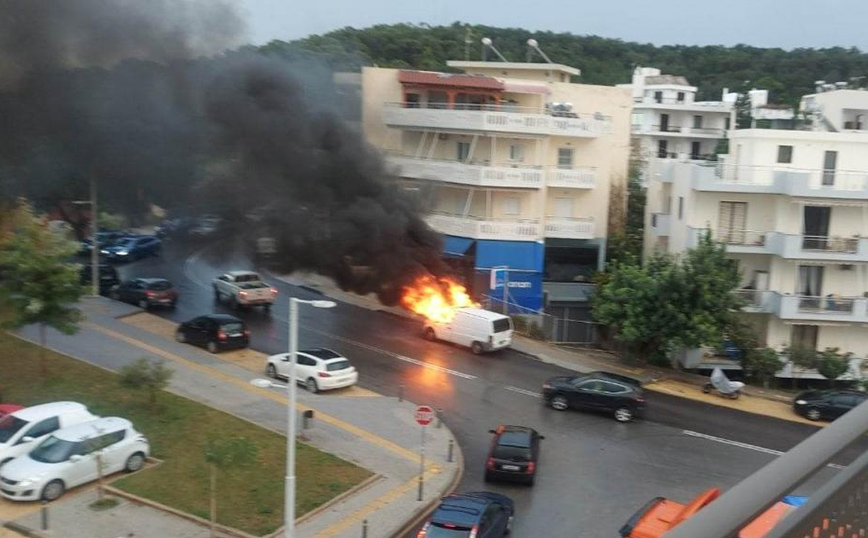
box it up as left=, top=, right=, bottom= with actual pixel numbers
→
left=315, top=466, right=442, bottom=538
left=84, top=322, right=421, bottom=461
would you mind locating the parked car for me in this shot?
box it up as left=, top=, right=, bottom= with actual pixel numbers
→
left=265, top=348, right=358, bottom=393
left=0, top=402, right=97, bottom=467
left=484, top=425, right=543, bottom=486
left=423, top=308, right=513, bottom=354
left=101, top=235, right=161, bottom=261
left=213, top=271, right=276, bottom=310
left=793, top=389, right=868, bottom=421
left=0, top=417, right=149, bottom=502
left=79, top=263, right=120, bottom=295
left=417, top=492, right=514, bottom=538
left=175, top=314, right=249, bottom=353
left=542, top=371, right=645, bottom=422
left=112, top=278, right=178, bottom=309
left=0, top=405, right=23, bottom=420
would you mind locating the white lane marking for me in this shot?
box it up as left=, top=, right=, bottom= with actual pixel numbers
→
left=683, top=430, right=845, bottom=470
left=505, top=386, right=543, bottom=398
left=181, top=249, right=477, bottom=381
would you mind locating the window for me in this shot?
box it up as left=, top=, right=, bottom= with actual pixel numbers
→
left=677, top=92, right=685, bottom=102
left=678, top=197, right=684, bottom=220
left=326, top=360, right=351, bottom=371
left=25, top=417, right=60, bottom=439
left=693, top=115, right=703, bottom=129
left=599, top=382, right=629, bottom=394
left=457, top=142, right=470, bottom=162
left=87, top=430, right=126, bottom=453
left=791, top=325, right=818, bottom=350
left=502, top=197, right=520, bottom=216
left=657, top=140, right=668, bottom=158
left=509, top=144, right=525, bottom=162
left=557, top=147, right=573, bottom=169
left=823, top=151, right=837, bottom=186
left=777, top=145, right=793, bottom=164
left=654, top=91, right=663, bottom=103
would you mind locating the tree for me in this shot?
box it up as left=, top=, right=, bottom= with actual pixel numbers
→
left=785, top=345, right=818, bottom=390
left=817, top=347, right=852, bottom=387
left=118, top=357, right=174, bottom=411
left=0, top=200, right=82, bottom=378
left=742, top=347, right=784, bottom=389
left=203, top=437, right=258, bottom=537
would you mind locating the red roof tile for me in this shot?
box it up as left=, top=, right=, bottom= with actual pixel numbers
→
left=398, top=70, right=504, bottom=91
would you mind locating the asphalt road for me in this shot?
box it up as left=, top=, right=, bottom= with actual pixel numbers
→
left=107, top=240, right=866, bottom=537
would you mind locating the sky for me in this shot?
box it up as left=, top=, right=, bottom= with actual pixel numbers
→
left=238, top=0, right=868, bottom=51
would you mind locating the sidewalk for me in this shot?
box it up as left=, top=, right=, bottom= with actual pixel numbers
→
left=273, top=271, right=815, bottom=426
left=3, top=297, right=462, bottom=538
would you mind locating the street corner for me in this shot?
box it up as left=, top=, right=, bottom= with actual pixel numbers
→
left=644, top=379, right=821, bottom=426
left=120, top=311, right=178, bottom=341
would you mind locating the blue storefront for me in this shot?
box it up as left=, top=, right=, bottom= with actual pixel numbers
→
left=442, top=235, right=544, bottom=313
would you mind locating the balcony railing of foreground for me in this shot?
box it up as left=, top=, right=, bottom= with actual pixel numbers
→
left=734, top=289, right=868, bottom=322
left=382, top=102, right=612, bottom=138
left=426, top=212, right=541, bottom=241
left=543, top=217, right=595, bottom=239
left=664, top=398, right=868, bottom=538
left=687, top=162, right=868, bottom=198
left=688, top=227, right=868, bottom=262
left=650, top=212, right=671, bottom=235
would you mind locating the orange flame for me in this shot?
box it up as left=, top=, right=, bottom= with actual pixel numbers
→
left=401, top=275, right=479, bottom=324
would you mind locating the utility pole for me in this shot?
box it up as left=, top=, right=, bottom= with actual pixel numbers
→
left=90, top=177, right=99, bottom=297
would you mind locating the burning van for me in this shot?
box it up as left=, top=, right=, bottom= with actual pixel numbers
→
left=422, top=308, right=513, bottom=355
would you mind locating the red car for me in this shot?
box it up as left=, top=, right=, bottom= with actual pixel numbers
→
left=0, top=404, right=24, bottom=419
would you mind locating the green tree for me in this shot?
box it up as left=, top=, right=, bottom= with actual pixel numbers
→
left=742, top=347, right=783, bottom=389
left=203, top=437, right=259, bottom=537
left=0, top=201, right=82, bottom=378
left=817, top=347, right=852, bottom=387
left=98, top=212, right=127, bottom=231
left=118, top=357, right=174, bottom=411
left=785, top=345, right=818, bottom=389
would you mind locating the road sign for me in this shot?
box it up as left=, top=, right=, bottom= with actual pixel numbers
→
left=415, top=405, right=435, bottom=426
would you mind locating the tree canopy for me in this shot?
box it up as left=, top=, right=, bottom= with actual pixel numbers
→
left=270, top=22, right=868, bottom=106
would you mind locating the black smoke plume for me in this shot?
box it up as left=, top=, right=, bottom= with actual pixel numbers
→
left=0, top=1, right=448, bottom=304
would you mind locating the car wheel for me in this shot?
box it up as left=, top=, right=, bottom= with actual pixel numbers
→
left=806, top=407, right=822, bottom=421
left=728, top=391, right=740, bottom=400
left=505, top=515, right=514, bottom=534
left=614, top=406, right=634, bottom=423
left=125, top=452, right=146, bottom=472
left=306, top=378, right=319, bottom=393
left=550, top=395, right=569, bottom=411
left=138, top=299, right=149, bottom=310
left=42, top=480, right=65, bottom=502
left=471, top=341, right=484, bottom=355
left=423, top=327, right=436, bottom=341
left=267, top=364, right=278, bottom=379
left=175, top=331, right=186, bottom=343
left=207, top=341, right=219, bottom=354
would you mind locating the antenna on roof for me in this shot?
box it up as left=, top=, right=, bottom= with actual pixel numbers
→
left=526, top=39, right=553, bottom=64
left=481, top=37, right=508, bottom=62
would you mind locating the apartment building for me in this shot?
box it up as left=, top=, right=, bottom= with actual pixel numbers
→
left=618, top=67, right=735, bottom=183
left=361, top=61, right=631, bottom=314
left=644, top=89, right=868, bottom=375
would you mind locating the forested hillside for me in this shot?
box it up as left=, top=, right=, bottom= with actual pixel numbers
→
left=257, top=22, right=868, bottom=105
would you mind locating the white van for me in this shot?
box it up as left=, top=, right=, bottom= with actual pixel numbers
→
left=422, top=308, right=513, bottom=354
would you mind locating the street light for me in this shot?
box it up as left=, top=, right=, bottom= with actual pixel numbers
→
left=250, top=297, right=336, bottom=538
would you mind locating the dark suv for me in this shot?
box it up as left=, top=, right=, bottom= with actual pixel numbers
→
left=793, top=389, right=868, bottom=421
left=112, top=278, right=178, bottom=309
left=542, top=371, right=644, bottom=422
left=175, top=314, right=249, bottom=353
left=79, top=264, right=120, bottom=295
left=417, top=492, right=514, bottom=538
left=484, top=425, right=543, bottom=486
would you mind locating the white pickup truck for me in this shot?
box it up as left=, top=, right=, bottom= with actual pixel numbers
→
left=213, top=271, right=276, bottom=310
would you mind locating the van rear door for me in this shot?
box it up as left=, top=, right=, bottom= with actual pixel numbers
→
left=491, top=316, right=513, bottom=347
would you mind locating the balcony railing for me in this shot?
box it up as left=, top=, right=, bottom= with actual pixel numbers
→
left=633, top=96, right=732, bottom=110
left=800, top=235, right=859, bottom=253
left=690, top=227, right=868, bottom=261
left=386, top=156, right=544, bottom=189
left=652, top=124, right=683, bottom=133
left=715, top=229, right=767, bottom=247
left=637, top=124, right=726, bottom=137
left=796, top=295, right=857, bottom=314
left=382, top=102, right=611, bottom=138
left=543, top=217, right=596, bottom=239
left=426, top=213, right=541, bottom=241
left=686, top=162, right=868, bottom=198
left=546, top=167, right=597, bottom=188
left=778, top=294, right=868, bottom=322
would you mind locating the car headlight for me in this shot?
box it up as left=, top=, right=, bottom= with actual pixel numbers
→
left=100, top=250, right=109, bottom=254
left=542, top=383, right=552, bottom=390
left=117, top=251, right=128, bottom=256
left=795, top=400, right=807, bottom=405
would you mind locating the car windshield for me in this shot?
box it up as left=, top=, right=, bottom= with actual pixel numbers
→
left=492, top=318, right=512, bottom=333
left=491, top=444, right=531, bottom=461
left=29, top=436, right=80, bottom=464
left=115, top=239, right=135, bottom=248
left=147, top=281, right=172, bottom=291
left=425, top=524, right=474, bottom=538
left=0, top=415, right=28, bottom=444
left=234, top=274, right=260, bottom=282
left=221, top=322, right=244, bottom=333
left=326, top=360, right=351, bottom=372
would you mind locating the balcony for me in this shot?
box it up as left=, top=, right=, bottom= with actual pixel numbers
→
left=632, top=124, right=727, bottom=138
left=545, top=167, right=597, bottom=189
left=689, top=163, right=868, bottom=199
left=633, top=96, right=733, bottom=112
left=690, top=228, right=868, bottom=262
left=386, top=156, right=544, bottom=189
left=425, top=213, right=541, bottom=241
left=543, top=217, right=596, bottom=239
left=382, top=103, right=611, bottom=138
left=776, top=294, right=868, bottom=323
left=650, top=212, right=671, bottom=236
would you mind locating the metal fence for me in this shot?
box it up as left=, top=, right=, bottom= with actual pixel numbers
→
left=481, top=294, right=600, bottom=345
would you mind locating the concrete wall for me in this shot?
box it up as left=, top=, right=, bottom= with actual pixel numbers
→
left=362, top=67, right=404, bottom=151
left=729, top=129, right=868, bottom=172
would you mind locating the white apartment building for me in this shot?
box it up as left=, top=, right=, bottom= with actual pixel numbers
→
left=644, top=89, right=868, bottom=376
left=362, top=61, right=631, bottom=315
left=618, top=67, right=735, bottom=183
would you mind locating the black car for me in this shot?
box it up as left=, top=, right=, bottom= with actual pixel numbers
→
left=101, top=235, right=161, bottom=262
left=175, top=314, right=249, bottom=353
left=79, top=264, right=120, bottom=295
left=793, top=389, right=868, bottom=421
left=112, top=278, right=178, bottom=309
left=542, top=371, right=645, bottom=422
left=417, top=492, right=514, bottom=538
left=484, top=425, right=543, bottom=485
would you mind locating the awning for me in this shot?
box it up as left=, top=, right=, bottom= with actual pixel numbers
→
left=475, top=240, right=544, bottom=271
left=443, top=236, right=474, bottom=258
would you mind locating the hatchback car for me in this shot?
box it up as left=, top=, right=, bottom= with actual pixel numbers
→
left=417, top=492, right=514, bottom=538
left=793, top=389, right=868, bottom=421
left=542, top=371, right=645, bottom=422
left=79, top=264, right=120, bottom=296
left=112, top=278, right=178, bottom=309
left=484, top=425, right=543, bottom=485
left=101, top=236, right=161, bottom=261
left=0, top=417, right=149, bottom=502
left=176, top=314, right=249, bottom=353
left=0, top=405, right=24, bottom=420
left=266, top=348, right=358, bottom=393
left=0, top=402, right=97, bottom=467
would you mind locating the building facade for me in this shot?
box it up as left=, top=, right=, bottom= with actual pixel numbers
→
left=644, top=89, right=868, bottom=375
left=362, top=61, right=631, bottom=314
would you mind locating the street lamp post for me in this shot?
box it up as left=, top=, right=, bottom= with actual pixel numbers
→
left=251, top=297, right=336, bottom=538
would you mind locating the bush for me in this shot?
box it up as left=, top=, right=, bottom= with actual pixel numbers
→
left=742, top=347, right=783, bottom=389
left=817, top=347, right=853, bottom=387
left=119, top=357, right=173, bottom=410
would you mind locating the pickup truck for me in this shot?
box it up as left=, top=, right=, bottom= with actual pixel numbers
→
left=213, top=271, right=277, bottom=310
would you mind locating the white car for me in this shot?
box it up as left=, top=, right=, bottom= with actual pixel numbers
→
left=266, top=348, right=358, bottom=393
left=0, top=417, right=149, bottom=502
left=0, top=402, right=97, bottom=467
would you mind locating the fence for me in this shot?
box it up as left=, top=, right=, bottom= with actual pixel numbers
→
left=481, top=293, right=600, bottom=345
